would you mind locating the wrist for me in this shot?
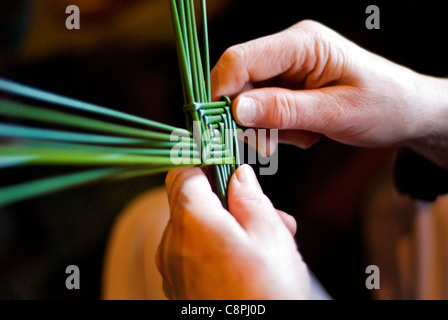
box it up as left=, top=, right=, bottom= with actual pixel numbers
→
left=403, top=74, right=448, bottom=169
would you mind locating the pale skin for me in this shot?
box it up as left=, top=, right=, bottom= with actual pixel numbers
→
left=156, top=20, right=448, bottom=299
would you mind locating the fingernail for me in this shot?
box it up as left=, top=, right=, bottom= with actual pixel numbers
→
left=236, top=97, right=257, bottom=125
left=235, top=164, right=262, bottom=190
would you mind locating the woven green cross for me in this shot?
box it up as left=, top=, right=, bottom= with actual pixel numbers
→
left=170, top=0, right=242, bottom=206
left=183, top=96, right=240, bottom=166
left=183, top=96, right=242, bottom=207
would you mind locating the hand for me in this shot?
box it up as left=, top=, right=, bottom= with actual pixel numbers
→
left=156, top=164, right=310, bottom=300
left=211, top=20, right=448, bottom=168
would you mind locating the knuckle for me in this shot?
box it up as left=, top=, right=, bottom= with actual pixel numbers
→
left=170, top=187, right=204, bottom=228
left=294, top=20, right=331, bottom=50
left=296, top=19, right=324, bottom=33
left=219, top=44, right=246, bottom=70
left=166, top=167, right=202, bottom=208
left=271, top=91, right=298, bottom=128
left=170, top=185, right=191, bottom=217
left=235, top=187, right=272, bottom=207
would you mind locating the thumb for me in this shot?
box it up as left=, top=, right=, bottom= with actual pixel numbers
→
left=227, top=164, right=297, bottom=237
left=233, top=86, right=352, bottom=136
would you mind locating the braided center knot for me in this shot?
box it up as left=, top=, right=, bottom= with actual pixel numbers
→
left=183, top=95, right=241, bottom=166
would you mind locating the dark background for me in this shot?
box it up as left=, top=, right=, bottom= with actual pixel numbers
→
left=0, top=0, right=447, bottom=299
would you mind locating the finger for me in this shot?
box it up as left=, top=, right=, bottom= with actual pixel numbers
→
left=165, top=167, right=245, bottom=236
left=238, top=128, right=320, bottom=158
left=232, top=86, right=358, bottom=137
left=210, top=20, right=351, bottom=101
left=278, top=130, right=322, bottom=150
left=238, top=128, right=278, bottom=158
left=155, top=242, right=162, bottom=275
left=165, top=167, right=222, bottom=216
left=276, top=209, right=297, bottom=236
left=162, top=277, right=176, bottom=300
left=156, top=224, right=176, bottom=300
left=227, top=164, right=291, bottom=238
left=210, top=21, right=318, bottom=100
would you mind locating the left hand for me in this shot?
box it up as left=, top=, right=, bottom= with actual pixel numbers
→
left=156, top=164, right=310, bottom=300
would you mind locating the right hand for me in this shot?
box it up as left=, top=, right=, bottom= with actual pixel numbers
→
left=211, top=20, right=448, bottom=168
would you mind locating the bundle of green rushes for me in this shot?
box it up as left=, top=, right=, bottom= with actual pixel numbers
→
left=0, top=0, right=241, bottom=208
